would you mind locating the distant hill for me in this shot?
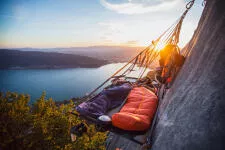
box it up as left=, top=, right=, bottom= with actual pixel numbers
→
left=0, top=49, right=108, bottom=69
left=62, top=46, right=144, bottom=63
left=14, top=46, right=144, bottom=63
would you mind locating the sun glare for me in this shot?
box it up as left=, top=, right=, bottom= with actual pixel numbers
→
left=154, top=41, right=166, bottom=52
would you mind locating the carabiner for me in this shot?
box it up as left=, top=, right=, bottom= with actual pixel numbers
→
left=186, top=0, right=195, bottom=9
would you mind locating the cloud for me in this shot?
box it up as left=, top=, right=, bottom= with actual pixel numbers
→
left=100, top=0, right=184, bottom=14
left=98, top=22, right=126, bottom=33
left=125, top=40, right=138, bottom=45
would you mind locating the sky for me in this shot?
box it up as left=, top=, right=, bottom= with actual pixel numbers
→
left=0, top=0, right=204, bottom=48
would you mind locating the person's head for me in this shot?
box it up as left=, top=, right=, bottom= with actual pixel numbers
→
left=163, top=44, right=177, bottom=52
left=160, top=44, right=180, bottom=57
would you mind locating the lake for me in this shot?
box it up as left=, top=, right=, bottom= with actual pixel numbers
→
left=0, top=63, right=149, bottom=102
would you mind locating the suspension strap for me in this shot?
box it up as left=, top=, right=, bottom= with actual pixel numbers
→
left=144, top=1, right=195, bottom=149
left=169, top=0, right=195, bottom=45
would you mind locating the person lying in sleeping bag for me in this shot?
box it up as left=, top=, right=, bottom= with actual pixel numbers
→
left=76, top=82, right=132, bottom=118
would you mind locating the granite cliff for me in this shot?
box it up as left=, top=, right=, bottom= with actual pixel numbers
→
left=106, top=0, right=225, bottom=149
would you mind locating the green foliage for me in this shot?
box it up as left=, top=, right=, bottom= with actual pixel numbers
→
left=0, top=92, right=106, bottom=150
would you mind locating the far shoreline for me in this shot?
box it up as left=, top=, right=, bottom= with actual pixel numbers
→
left=0, top=63, right=111, bottom=70
left=0, top=61, right=129, bottom=70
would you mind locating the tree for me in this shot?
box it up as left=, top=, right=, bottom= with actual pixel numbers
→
left=0, top=92, right=106, bottom=150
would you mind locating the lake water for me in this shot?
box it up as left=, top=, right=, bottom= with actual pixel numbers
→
left=0, top=63, right=149, bottom=102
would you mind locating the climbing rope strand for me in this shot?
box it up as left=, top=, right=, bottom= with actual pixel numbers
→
left=158, top=18, right=180, bottom=46
left=146, top=1, right=196, bottom=148
left=84, top=47, right=151, bottom=99
left=166, top=0, right=195, bottom=45
left=123, top=0, right=194, bottom=78
left=84, top=0, right=196, bottom=99
left=140, top=53, right=158, bottom=78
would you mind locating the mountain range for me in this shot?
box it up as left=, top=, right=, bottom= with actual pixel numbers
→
left=0, top=49, right=108, bottom=69
left=12, top=46, right=143, bottom=63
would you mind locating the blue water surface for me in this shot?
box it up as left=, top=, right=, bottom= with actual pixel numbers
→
left=0, top=63, right=149, bottom=102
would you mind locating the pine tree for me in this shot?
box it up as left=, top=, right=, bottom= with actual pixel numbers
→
left=0, top=92, right=106, bottom=150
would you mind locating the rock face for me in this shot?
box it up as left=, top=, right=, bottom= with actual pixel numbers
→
left=151, top=0, right=225, bottom=150
left=106, top=0, right=225, bottom=149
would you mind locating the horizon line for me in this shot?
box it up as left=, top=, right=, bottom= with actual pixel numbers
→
left=0, top=44, right=146, bottom=49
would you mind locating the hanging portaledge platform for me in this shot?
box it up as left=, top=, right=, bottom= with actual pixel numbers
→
left=70, top=0, right=196, bottom=149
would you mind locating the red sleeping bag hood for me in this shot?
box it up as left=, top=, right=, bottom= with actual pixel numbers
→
left=112, top=86, right=158, bottom=131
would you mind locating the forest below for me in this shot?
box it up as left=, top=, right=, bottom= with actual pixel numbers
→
left=0, top=92, right=107, bottom=150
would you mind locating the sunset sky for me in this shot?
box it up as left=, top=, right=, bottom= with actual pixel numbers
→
left=0, top=0, right=204, bottom=48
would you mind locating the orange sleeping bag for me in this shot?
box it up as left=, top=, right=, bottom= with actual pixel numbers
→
left=112, top=87, right=158, bottom=131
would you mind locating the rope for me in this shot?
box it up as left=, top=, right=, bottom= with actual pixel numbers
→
left=145, top=1, right=196, bottom=148
left=83, top=0, right=195, bottom=100
left=166, top=0, right=195, bottom=45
